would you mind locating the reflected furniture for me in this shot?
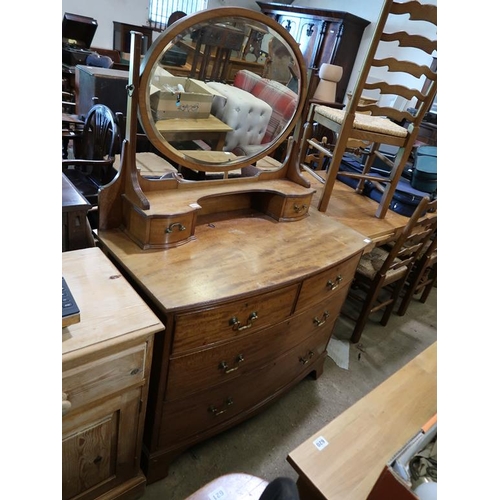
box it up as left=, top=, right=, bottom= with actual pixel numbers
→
left=206, top=81, right=273, bottom=152
left=62, top=247, right=164, bottom=500
left=190, top=23, right=246, bottom=82
left=302, top=0, right=437, bottom=219
left=95, top=7, right=370, bottom=483
left=287, top=341, right=437, bottom=500
left=257, top=2, right=370, bottom=103
left=233, top=69, right=298, bottom=147
left=155, top=114, right=233, bottom=151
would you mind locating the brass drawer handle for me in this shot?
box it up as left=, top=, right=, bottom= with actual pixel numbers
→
left=165, top=222, right=186, bottom=233
left=326, top=275, right=343, bottom=291
left=313, top=311, right=330, bottom=327
left=209, top=397, right=234, bottom=416
left=219, top=354, right=245, bottom=374
left=300, top=351, right=314, bottom=365
left=293, top=203, right=307, bottom=213
left=229, top=311, right=258, bottom=331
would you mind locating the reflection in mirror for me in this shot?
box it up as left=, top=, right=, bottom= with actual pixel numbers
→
left=138, top=10, right=305, bottom=179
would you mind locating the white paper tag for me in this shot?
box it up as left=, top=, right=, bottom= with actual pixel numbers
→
left=313, top=435, right=329, bottom=451
left=208, top=486, right=227, bottom=499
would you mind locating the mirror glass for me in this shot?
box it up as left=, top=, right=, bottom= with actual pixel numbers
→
left=137, top=9, right=305, bottom=177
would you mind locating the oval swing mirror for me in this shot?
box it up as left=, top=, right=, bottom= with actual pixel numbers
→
left=137, top=7, right=307, bottom=178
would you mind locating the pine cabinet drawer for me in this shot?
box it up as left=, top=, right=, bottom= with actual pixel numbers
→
left=62, top=344, right=147, bottom=414
left=158, top=327, right=330, bottom=449
left=296, top=253, right=361, bottom=312
left=172, top=284, right=299, bottom=354
left=166, top=292, right=344, bottom=400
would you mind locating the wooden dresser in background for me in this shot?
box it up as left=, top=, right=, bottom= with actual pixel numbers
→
left=257, top=2, right=370, bottom=103
left=62, top=247, right=164, bottom=500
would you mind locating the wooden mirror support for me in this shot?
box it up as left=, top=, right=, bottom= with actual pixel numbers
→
left=98, top=7, right=315, bottom=249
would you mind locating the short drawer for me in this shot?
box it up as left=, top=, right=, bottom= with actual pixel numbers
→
left=172, top=284, right=299, bottom=354
left=62, top=344, right=147, bottom=415
left=166, top=292, right=344, bottom=400
left=158, top=327, right=330, bottom=448
left=295, top=253, right=361, bottom=312
left=123, top=199, right=195, bottom=249
left=282, top=195, right=311, bottom=220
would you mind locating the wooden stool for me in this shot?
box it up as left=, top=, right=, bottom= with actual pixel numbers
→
left=186, top=473, right=269, bottom=499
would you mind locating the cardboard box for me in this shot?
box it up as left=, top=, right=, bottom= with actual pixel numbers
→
left=367, top=414, right=437, bottom=500
left=149, top=75, right=224, bottom=121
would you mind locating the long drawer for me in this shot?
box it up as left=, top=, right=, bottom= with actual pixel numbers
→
left=158, top=326, right=332, bottom=448
left=62, top=344, right=147, bottom=414
left=172, top=284, right=299, bottom=354
left=165, top=291, right=346, bottom=401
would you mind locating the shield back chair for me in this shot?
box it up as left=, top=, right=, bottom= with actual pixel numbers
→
left=342, top=195, right=437, bottom=344
left=299, top=0, right=437, bottom=219
left=62, top=103, right=122, bottom=225
left=396, top=229, right=437, bottom=316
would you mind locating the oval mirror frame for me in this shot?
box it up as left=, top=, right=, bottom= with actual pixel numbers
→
left=137, top=7, right=307, bottom=175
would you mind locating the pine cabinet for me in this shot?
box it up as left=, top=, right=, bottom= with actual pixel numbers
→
left=62, top=248, right=164, bottom=499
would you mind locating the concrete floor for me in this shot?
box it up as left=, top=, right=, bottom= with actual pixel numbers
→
left=141, top=287, right=437, bottom=500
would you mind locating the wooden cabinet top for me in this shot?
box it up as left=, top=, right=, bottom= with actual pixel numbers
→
left=62, top=247, right=164, bottom=365
left=256, top=2, right=370, bottom=26
left=97, top=208, right=368, bottom=315
left=287, top=342, right=437, bottom=500
left=62, top=173, right=90, bottom=212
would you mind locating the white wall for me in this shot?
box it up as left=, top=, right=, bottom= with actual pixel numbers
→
left=61, top=0, right=437, bottom=102
left=61, top=0, right=259, bottom=49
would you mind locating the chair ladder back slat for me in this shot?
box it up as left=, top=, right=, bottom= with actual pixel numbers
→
left=391, top=1, right=437, bottom=25
left=380, top=32, right=437, bottom=55
left=372, top=58, right=437, bottom=80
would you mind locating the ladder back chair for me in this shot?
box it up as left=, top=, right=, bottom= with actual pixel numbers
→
left=397, top=230, right=437, bottom=316
left=343, top=195, right=437, bottom=344
left=299, top=0, right=437, bottom=218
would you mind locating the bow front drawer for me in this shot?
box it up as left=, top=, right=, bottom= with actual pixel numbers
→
left=172, top=284, right=299, bottom=354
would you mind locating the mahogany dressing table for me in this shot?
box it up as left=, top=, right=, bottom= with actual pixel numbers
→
left=95, top=8, right=369, bottom=483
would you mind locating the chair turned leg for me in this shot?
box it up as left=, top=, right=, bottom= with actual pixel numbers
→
left=349, top=291, right=379, bottom=344
left=381, top=279, right=406, bottom=325
left=419, top=265, right=437, bottom=303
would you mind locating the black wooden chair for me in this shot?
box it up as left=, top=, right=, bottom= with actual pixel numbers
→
left=62, top=104, right=122, bottom=226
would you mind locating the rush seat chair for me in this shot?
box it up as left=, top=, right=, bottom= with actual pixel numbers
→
left=342, top=195, right=437, bottom=344
left=299, top=0, right=437, bottom=219
left=397, top=230, right=437, bottom=316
